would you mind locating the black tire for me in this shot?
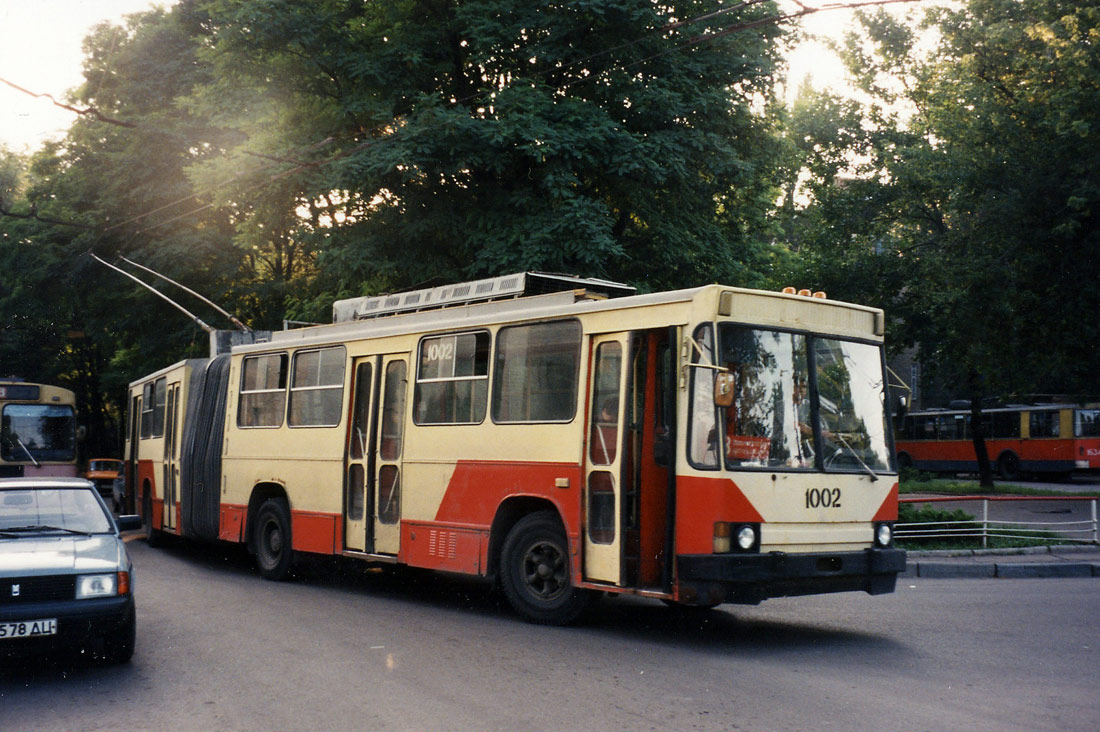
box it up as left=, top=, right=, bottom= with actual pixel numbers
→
left=499, top=511, right=590, bottom=625
left=104, top=604, right=136, bottom=664
left=896, top=452, right=913, bottom=471
left=254, top=498, right=294, bottom=580
left=997, top=452, right=1021, bottom=481
left=142, top=487, right=162, bottom=547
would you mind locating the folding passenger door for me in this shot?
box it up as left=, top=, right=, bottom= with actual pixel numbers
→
left=344, top=354, right=406, bottom=556
left=373, top=356, right=407, bottom=555
left=344, top=358, right=376, bottom=553
left=162, top=382, right=181, bottom=532
left=584, top=334, right=628, bottom=585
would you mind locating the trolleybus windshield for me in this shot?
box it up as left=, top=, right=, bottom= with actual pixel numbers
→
left=711, top=324, right=893, bottom=473
left=1, top=404, right=77, bottom=463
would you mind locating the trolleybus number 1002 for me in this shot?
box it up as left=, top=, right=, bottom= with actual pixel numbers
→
left=805, top=487, right=842, bottom=509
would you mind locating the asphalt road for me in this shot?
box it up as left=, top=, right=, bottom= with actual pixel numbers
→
left=2, top=538, right=1097, bottom=732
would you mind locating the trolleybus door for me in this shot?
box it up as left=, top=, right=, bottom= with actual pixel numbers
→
left=345, top=358, right=376, bottom=553
left=126, top=393, right=140, bottom=514
left=584, top=334, right=628, bottom=585
left=374, top=356, right=407, bottom=555
left=162, top=382, right=181, bottom=532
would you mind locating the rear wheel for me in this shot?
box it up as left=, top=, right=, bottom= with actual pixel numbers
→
left=997, top=452, right=1021, bottom=481
left=142, top=487, right=162, bottom=547
left=254, top=498, right=294, bottom=580
left=499, top=511, right=590, bottom=625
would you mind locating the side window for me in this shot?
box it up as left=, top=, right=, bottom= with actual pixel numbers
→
left=152, top=378, right=166, bottom=438
left=589, top=342, right=622, bottom=466
left=993, top=411, right=1021, bottom=439
left=414, top=332, right=489, bottom=424
left=140, top=379, right=166, bottom=438
left=140, top=383, right=154, bottom=439
left=1029, top=410, right=1060, bottom=438
left=688, top=324, right=718, bottom=468
left=492, top=321, right=582, bottom=423
left=289, top=347, right=346, bottom=427
left=238, top=354, right=288, bottom=428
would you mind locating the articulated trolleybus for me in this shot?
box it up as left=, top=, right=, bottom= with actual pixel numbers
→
left=1, top=379, right=79, bottom=478
left=124, top=273, right=905, bottom=624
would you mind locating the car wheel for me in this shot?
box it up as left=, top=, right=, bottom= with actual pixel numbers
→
left=499, top=511, right=590, bottom=625
left=254, top=498, right=294, bottom=580
left=104, top=605, right=136, bottom=664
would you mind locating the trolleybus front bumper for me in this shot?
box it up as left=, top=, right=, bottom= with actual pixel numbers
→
left=676, top=548, right=907, bottom=606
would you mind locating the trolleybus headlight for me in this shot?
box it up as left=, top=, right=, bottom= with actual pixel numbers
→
left=713, top=523, right=760, bottom=553
left=875, top=523, right=894, bottom=548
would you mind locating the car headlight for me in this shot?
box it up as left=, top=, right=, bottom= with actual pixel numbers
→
left=77, top=572, right=127, bottom=599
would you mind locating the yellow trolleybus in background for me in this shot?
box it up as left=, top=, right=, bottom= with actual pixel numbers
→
left=0, top=379, right=80, bottom=479
left=123, top=272, right=905, bottom=624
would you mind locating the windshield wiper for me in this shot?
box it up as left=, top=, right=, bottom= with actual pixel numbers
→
left=0, top=525, right=94, bottom=536
left=829, top=432, right=879, bottom=482
left=15, top=437, right=40, bottom=467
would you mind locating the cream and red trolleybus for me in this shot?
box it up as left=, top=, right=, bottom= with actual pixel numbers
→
left=1, top=379, right=80, bottom=479
left=123, top=273, right=905, bottom=623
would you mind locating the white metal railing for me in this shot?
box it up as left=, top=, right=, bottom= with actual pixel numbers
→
left=898, top=496, right=1100, bottom=548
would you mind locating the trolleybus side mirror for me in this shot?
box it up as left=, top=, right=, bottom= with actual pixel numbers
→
left=713, top=372, right=734, bottom=408
left=893, top=395, right=908, bottom=419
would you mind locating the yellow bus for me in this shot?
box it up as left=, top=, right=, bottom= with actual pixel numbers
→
left=124, top=273, right=905, bottom=624
left=0, top=379, right=80, bottom=478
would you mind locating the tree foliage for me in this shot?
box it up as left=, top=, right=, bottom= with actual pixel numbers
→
left=782, top=0, right=1100, bottom=400
left=1, top=0, right=790, bottom=452
left=777, top=0, right=1100, bottom=485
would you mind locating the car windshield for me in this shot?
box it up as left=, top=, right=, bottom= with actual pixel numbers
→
left=697, top=324, right=893, bottom=473
left=0, top=488, right=112, bottom=535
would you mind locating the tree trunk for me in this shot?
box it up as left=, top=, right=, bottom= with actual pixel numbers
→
left=968, top=373, right=995, bottom=490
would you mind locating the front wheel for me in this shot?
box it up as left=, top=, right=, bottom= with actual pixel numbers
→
left=499, top=511, right=590, bottom=625
left=254, top=498, right=294, bottom=580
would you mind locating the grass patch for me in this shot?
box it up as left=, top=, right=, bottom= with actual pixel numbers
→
left=898, top=474, right=1100, bottom=498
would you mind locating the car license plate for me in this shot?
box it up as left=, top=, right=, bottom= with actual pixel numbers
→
left=0, top=618, right=58, bottom=639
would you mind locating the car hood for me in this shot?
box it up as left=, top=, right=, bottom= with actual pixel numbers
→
left=0, top=535, right=127, bottom=577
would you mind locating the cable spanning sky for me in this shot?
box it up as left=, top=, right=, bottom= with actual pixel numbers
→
left=0, top=1, right=924, bottom=153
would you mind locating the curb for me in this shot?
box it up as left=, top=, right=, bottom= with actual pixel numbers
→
left=901, top=545, right=1100, bottom=579
left=901, top=559, right=1100, bottom=579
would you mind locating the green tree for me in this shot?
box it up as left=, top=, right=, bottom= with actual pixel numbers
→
left=781, top=1, right=1100, bottom=486
left=186, top=0, right=788, bottom=309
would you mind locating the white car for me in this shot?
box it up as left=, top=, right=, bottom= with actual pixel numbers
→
left=0, top=477, right=141, bottom=663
